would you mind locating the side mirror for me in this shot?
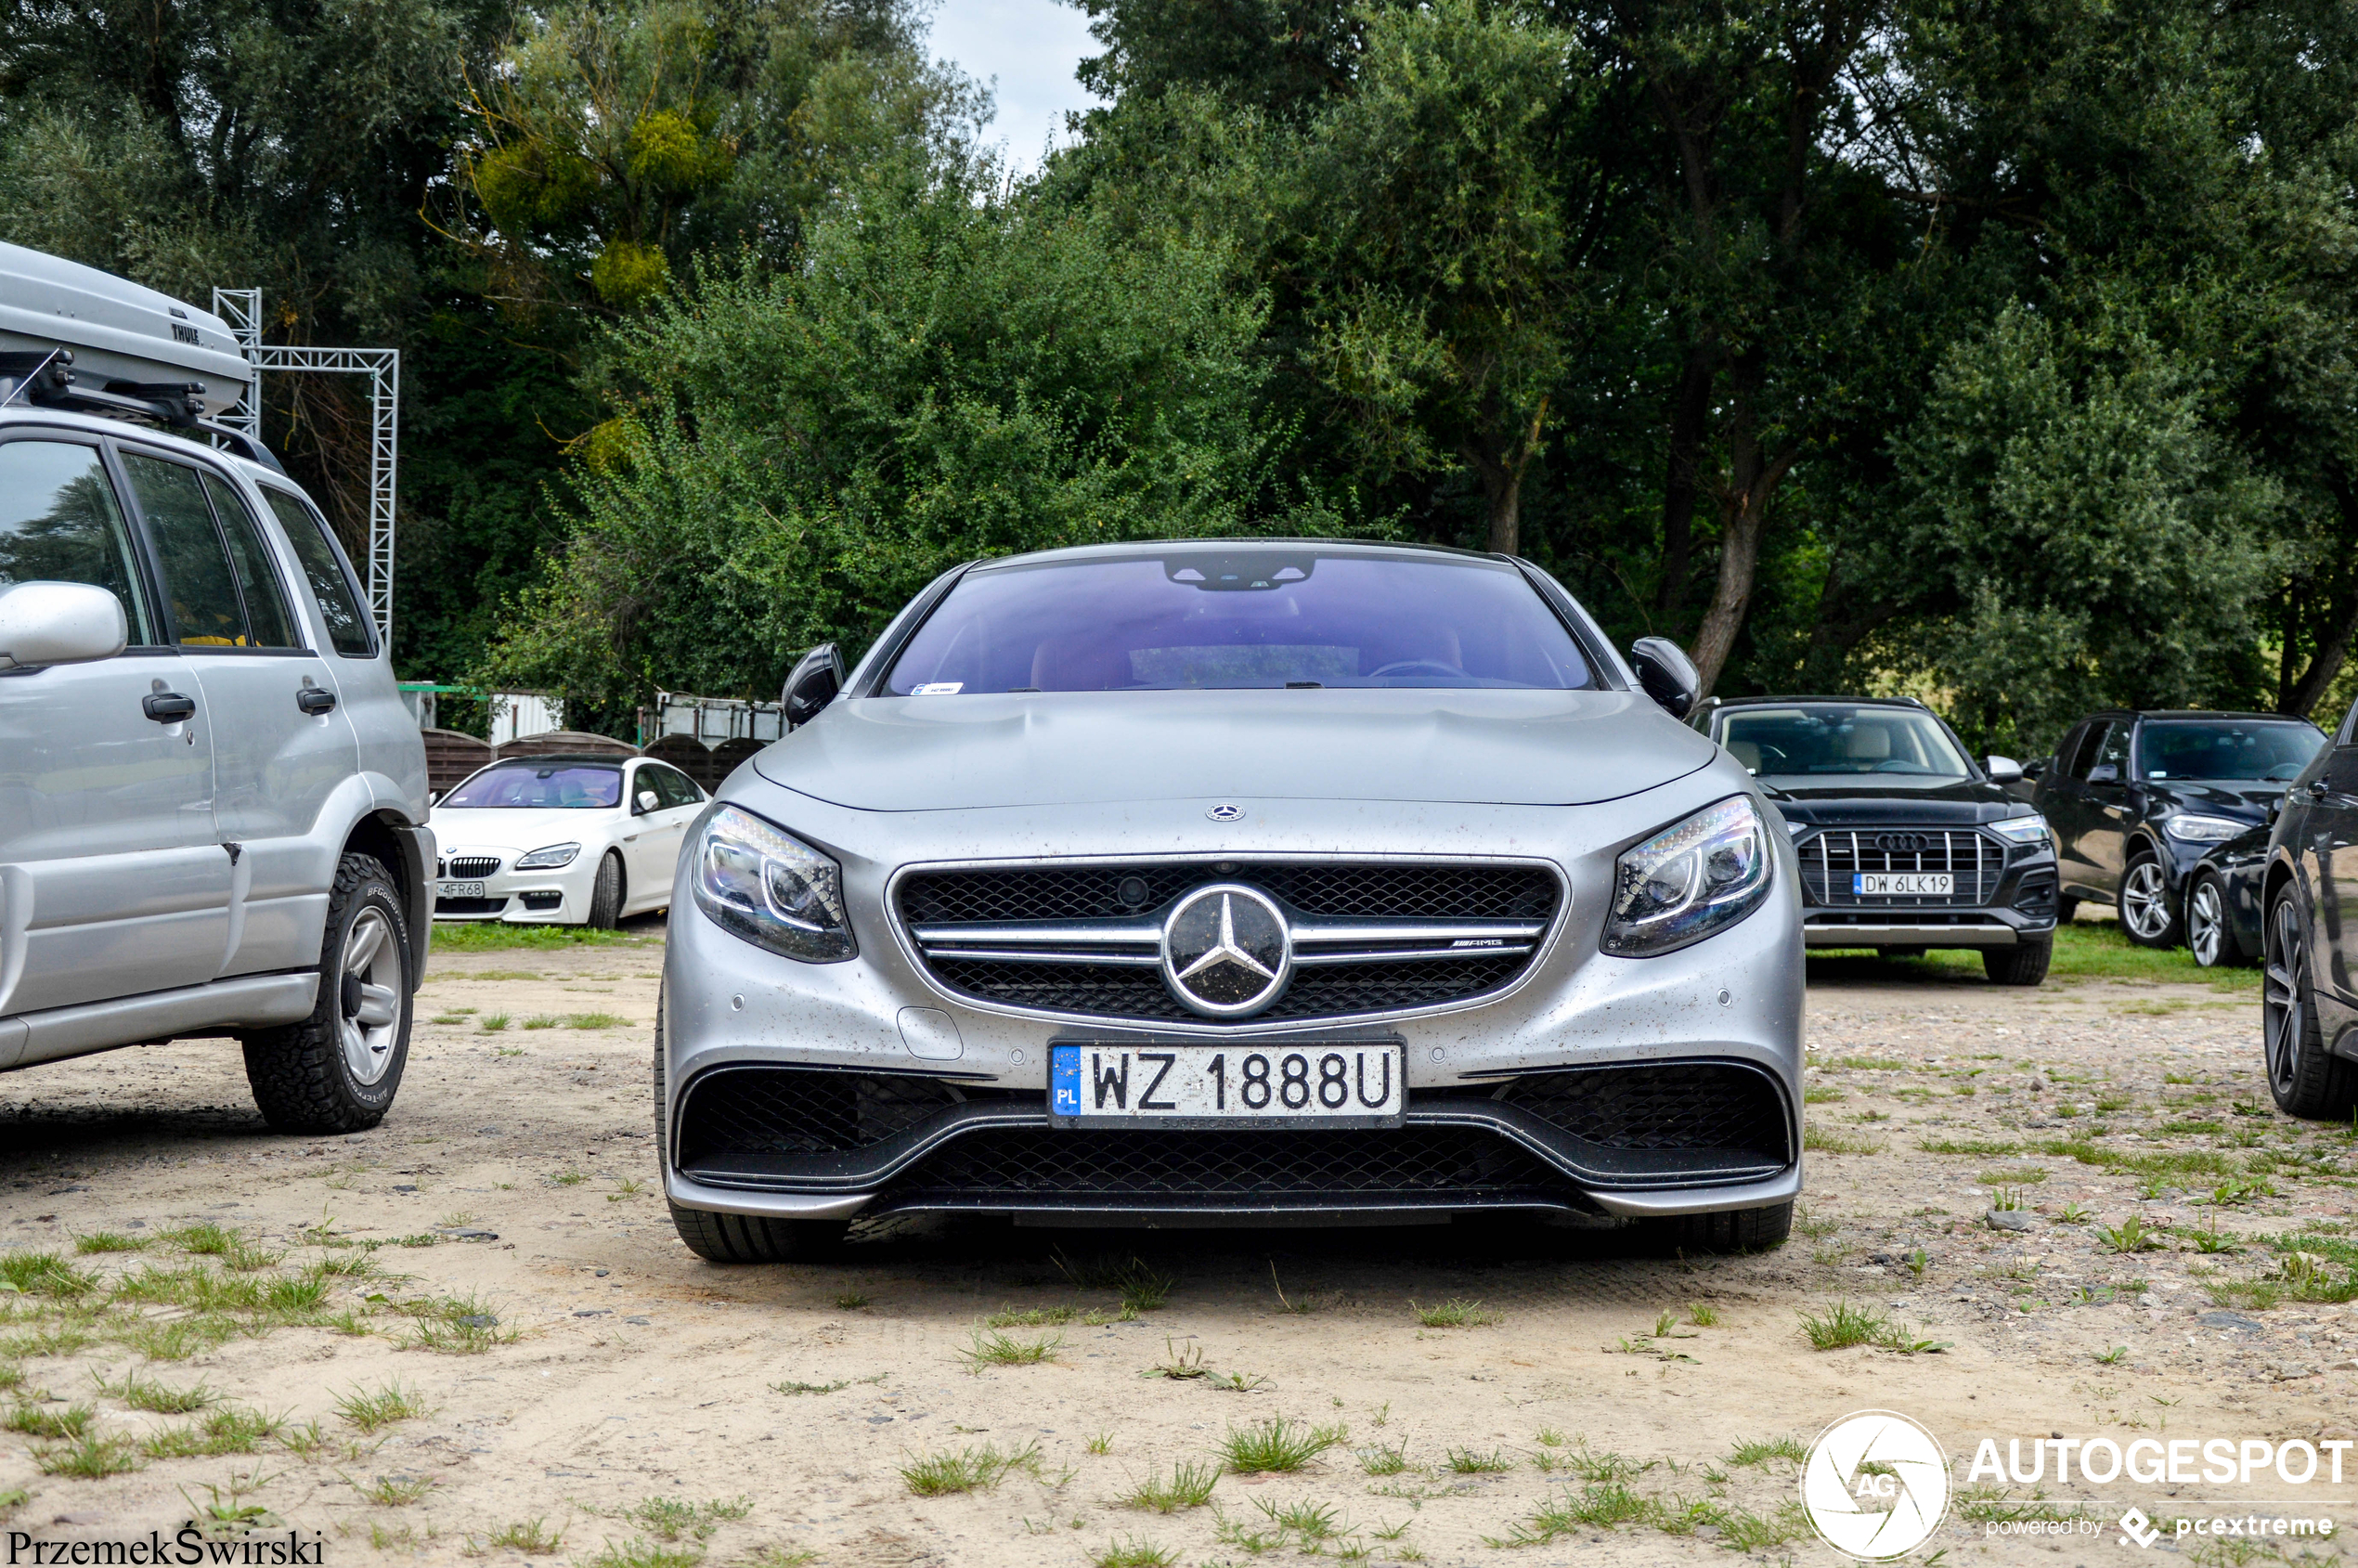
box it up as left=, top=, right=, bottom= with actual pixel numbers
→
left=2087, top=762, right=2119, bottom=785
left=1986, top=755, right=2024, bottom=783
left=0, top=581, right=127, bottom=670
left=783, top=642, right=846, bottom=730
left=636, top=789, right=659, bottom=814
left=427, top=790, right=442, bottom=808
left=1627, top=637, right=1700, bottom=719
left=2022, top=758, right=2045, bottom=781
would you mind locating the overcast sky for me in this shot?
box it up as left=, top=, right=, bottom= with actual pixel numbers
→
left=926, top=0, right=1108, bottom=174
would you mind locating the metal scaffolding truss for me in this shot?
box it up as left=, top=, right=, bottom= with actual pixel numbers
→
left=211, top=289, right=401, bottom=641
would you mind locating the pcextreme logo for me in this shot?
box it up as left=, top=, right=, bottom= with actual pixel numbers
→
left=1801, top=1410, right=1953, bottom=1562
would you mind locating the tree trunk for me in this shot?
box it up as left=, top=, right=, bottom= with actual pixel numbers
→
left=1656, top=337, right=1717, bottom=623
left=1461, top=397, right=1548, bottom=557
left=1686, top=375, right=1794, bottom=701
left=2285, top=593, right=2358, bottom=719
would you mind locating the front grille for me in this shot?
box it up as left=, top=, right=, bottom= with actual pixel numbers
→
left=1798, top=829, right=2003, bottom=907
left=676, top=1068, right=963, bottom=1168
left=1497, top=1063, right=1788, bottom=1161
left=878, top=1126, right=1571, bottom=1207
left=898, top=861, right=1557, bottom=1025
left=434, top=896, right=508, bottom=915
left=446, top=855, right=500, bottom=879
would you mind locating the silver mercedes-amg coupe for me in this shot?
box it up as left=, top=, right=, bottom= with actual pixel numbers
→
left=656, top=540, right=1804, bottom=1261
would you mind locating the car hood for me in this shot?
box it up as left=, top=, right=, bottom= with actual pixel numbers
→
left=429, top=806, right=615, bottom=852
left=753, top=689, right=1716, bottom=810
left=1762, top=777, right=2025, bottom=825
left=2144, top=781, right=2284, bottom=821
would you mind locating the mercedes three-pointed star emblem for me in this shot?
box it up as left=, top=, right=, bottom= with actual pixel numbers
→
left=1160, top=884, right=1291, bottom=1017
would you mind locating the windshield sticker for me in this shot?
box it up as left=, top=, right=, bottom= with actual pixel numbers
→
left=912, top=681, right=964, bottom=695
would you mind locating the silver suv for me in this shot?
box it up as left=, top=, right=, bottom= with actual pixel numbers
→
left=1, top=256, right=431, bottom=1133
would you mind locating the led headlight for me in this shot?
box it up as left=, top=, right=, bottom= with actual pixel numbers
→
left=1989, top=815, right=2052, bottom=846
left=513, top=841, right=580, bottom=870
left=692, top=804, right=854, bottom=962
left=2161, top=812, right=2245, bottom=843
left=1602, top=795, right=1773, bottom=958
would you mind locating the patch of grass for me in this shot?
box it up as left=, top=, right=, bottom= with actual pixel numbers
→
left=2095, top=1345, right=2130, bottom=1365
left=95, top=1370, right=212, bottom=1414
left=984, top=1304, right=1073, bottom=1328
left=33, top=1432, right=142, bottom=1477
left=1086, top=1431, right=1113, bottom=1456
left=565, top=1012, right=630, bottom=1030
left=1489, top=1483, right=1659, bottom=1544
left=522, top=1016, right=561, bottom=1030
left=0, top=1252, right=98, bottom=1299
left=1445, top=1446, right=1511, bottom=1474
left=1054, top=1251, right=1174, bottom=1311
left=1804, top=1125, right=1886, bottom=1155
left=140, top=1406, right=279, bottom=1458
left=478, top=1014, right=511, bottom=1031
left=6, top=1403, right=95, bottom=1440
left=1218, top=1417, right=1345, bottom=1474
left=435, top=922, right=654, bottom=952
left=1729, top=1434, right=1807, bottom=1468
left=0, top=1487, right=24, bottom=1517
left=478, top=1520, right=564, bottom=1555
left=334, top=1379, right=429, bottom=1432
left=1920, top=1137, right=2022, bottom=1157
left=72, top=1232, right=147, bottom=1255
left=1357, top=1441, right=1408, bottom=1477
left=398, top=1292, right=515, bottom=1353
left=1802, top=1084, right=1846, bottom=1103
left=899, top=1441, right=1038, bottom=1497
left=1122, top=1461, right=1221, bottom=1512
left=1685, top=1303, right=1718, bottom=1327
left=1141, top=1338, right=1208, bottom=1380
left=0, top=1328, right=95, bottom=1360
left=957, top=1328, right=1061, bottom=1372
left=1091, top=1537, right=1178, bottom=1568
left=623, top=1496, right=748, bottom=1543
left=1410, top=1297, right=1498, bottom=1328
left=112, top=1315, right=239, bottom=1363
left=577, top=1541, right=701, bottom=1568
left=2099, top=1215, right=2165, bottom=1254
left=1798, top=1301, right=1888, bottom=1350
left=1978, top=1166, right=2049, bottom=1185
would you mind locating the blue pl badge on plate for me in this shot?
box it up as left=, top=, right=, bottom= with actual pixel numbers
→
left=1050, top=1045, right=1082, bottom=1117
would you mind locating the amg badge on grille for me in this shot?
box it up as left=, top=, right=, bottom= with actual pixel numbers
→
left=1161, top=885, right=1291, bottom=1017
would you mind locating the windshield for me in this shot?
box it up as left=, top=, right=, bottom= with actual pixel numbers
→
left=2140, top=721, right=2323, bottom=783
left=442, top=764, right=622, bottom=810
left=882, top=550, right=1593, bottom=694
left=1718, top=706, right=1974, bottom=781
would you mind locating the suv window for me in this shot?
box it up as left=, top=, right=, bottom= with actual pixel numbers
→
left=120, top=452, right=253, bottom=647
left=200, top=473, right=299, bottom=648
left=2066, top=722, right=2108, bottom=780
left=260, top=487, right=374, bottom=657
left=0, top=439, right=155, bottom=643
left=2092, top=720, right=2132, bottom=779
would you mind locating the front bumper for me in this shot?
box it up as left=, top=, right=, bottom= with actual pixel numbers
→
left=431, top=853, right=592, bottom=923
left=659, top=777, right=1807, bottom=1226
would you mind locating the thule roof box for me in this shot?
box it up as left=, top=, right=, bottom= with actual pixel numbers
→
left=0, top=241, right=276, bottom=467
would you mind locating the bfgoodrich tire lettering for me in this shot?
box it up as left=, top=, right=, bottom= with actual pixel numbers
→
left=653, top=994, right=847, bottom=1263
left=241, top=852, right=412, bottom=1134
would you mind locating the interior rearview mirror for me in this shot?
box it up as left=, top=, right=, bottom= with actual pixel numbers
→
left=0, top=580, right=128, bottom=671
left=783, top=642, right=847, bottom=731
left=1627, top=637, right=1700, bottom=719
left=1985, top=755, right=2024, bottom=783
left=636, top=789, right=659, bottom=813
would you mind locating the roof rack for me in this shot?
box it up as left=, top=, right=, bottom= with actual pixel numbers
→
left=0, top=346, right=282, bottom=470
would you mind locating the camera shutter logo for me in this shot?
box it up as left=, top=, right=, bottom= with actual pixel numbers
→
left=1800, top=1410, right=1951, bottom=1561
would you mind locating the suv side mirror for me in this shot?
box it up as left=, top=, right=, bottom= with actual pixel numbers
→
left=1986, top=755, right=2024, bottom=783
left=2087, top=762, right=2119, bottom=785
left=783, top=642, right=847, bottom=730
left=0, top=581, right=127, bottom=670
left=1627, top=637, right=1700, bottom=719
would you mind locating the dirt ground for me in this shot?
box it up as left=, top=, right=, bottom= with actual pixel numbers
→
left=3, top=924, right=2355, bottom=1568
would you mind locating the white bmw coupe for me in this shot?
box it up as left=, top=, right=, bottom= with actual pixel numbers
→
left=430, top=753, right=708, bottom=927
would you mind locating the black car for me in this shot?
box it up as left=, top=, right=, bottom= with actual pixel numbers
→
left=1696, top=696, right=2059, bottom=983
left=2255, top=699, right=2358, bottom=1120
left=2185, top=824, right=2271, bottom=968
left=2028, top=710, right=2325, bottom=949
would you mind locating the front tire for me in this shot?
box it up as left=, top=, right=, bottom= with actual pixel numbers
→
left=2056, top=894, right=2080, bottom=924
left=241, top=852, right=412, bottom=1134
left=2118, top=854, right=2181, bottom=947
left=1983, top=935, right=2052, bottom=986
left=1644, top=1201, right=1793, bottom=1254
left=2262, top=888, right=2358, bottom=1120
left=587, top=851, right=624, bottom=929
left=2187, top=872, right=2242, bottom=968
left=652, top=990, right=847, bottom=1263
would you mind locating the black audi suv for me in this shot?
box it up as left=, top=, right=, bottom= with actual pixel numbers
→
left=2028, top=709, right=2325, bottom=950
left=2254, top=698, right=2358, bottom=1120
left=1695, top=696, right=2059, bottom=983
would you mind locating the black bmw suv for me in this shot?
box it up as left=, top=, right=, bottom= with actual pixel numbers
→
left=2028, top=709, right=2325, bottom=949
left=1697, top=696, right=2060, bottom=983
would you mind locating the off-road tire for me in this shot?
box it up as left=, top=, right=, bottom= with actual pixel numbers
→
left=652, top=992, right=847, bottom=1263
left=1643, top=1201, right=1793, bottom=1255
left=587, top=851, right=624, bottom=928
left=1983, top=935, right=2053, bottom=986
left=241, top=852, right=412, bottom=1134
left=2263, top=888, right=2358, bottom=1121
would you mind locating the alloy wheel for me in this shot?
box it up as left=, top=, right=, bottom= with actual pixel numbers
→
left=2187, top=879, right=2225, bottom=966
left=340, top=907, right=403, bottom=1086
left=2120, top=861, right=2171, bottom=940
left=2262, top=895, right=2305, bottom=1096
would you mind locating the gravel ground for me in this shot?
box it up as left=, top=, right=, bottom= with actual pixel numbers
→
left=0, top=929, right=2353, bottom=1568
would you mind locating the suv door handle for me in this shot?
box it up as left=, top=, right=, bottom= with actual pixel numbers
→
left=297, top=687, right=338, bottom=716
left=142, top=692, right=196, bottom=723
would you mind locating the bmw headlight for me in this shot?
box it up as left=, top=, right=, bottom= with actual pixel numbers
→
left=1989, top=815, right=2051, bottom=847
left=513, top=842, right=580, bottom=870
left=2161, top=812, right=2244, bottom=843
left=1602, top=796, right=1773, bottom=957
left=692, top=804, right=854, bottom=962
